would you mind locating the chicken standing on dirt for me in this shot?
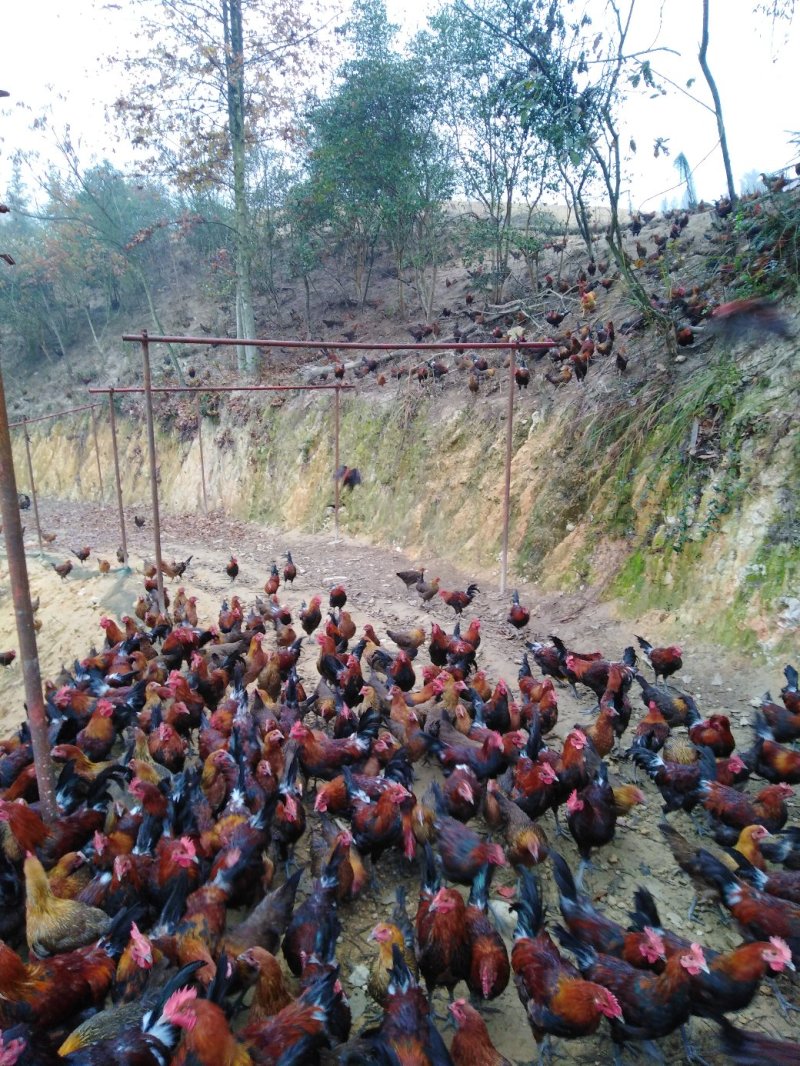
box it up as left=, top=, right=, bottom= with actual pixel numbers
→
left=397, top=567, right=425, bottom=590
left=439, top=582, right=479, bottom=615
left=635, top=635, right=683, bottom=683
left=511, top=868, right=622, bottom=1059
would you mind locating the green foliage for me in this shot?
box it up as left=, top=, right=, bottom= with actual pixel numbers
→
left=299, top=0, right=453, bottom=308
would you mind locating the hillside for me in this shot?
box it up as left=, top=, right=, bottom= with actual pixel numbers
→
left=5, top=190, right=798, bottom=655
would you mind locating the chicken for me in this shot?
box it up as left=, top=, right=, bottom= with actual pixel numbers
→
left=709, top=295, right=792, bottom=341
left=514, top=358, right=530, bottom=389
left=290, top=712, right=379, bottom=780
left=24, top=851, right=112, bottom=956
left=438, top=583, right=479, bottom=615
left=397, top=567, right=425, bottom=590
left=487, top=784, right=548, bottom=869
left=283, top=550, right=297, bottom=585
left=348, top=773, right=415, bottom=866
left=449, top=998, right=512, bottom=1066
left=634, top=672, right=700, bottom=727
left=282, top=841, right=345, bottom=977
left=635, top=636, right=682, bottom=683
left=464, top=864, right=510, bottom=1002
left=0, top=905, right=138, bottom=1029
left=433, top=800, right=507, bottom=886
left=718, top=1018, right=800, bottom=1065
left=551, top=851, right=665, bottom=970
left=299, top=596, right=323, bottom=635
left=558, top=928, right=709, bottom=1050
left=564, top=762, right=620, bottom=887
left=134, top=515, right=146, bottom=527
left=700, top=780, right=793, bottom=839
left=57, top=959, right=203, bottom=1057
left=747, top=712, right=800, bottom=783
left=353, top=945, right=453, bottom=1064
left=236, top=947, right=293, bottom=1023
left=781, top=664, right=800, bottom=713
left=625, top=701, right=670, bottom=756
left=415, top=844, right=471, bottom=999
left=226, top=556, right=239, bottom=582
left=511, top=868, right=622, bottom=1057
left=631, top=743, right=716, bottom=813
left=386, top=625, right=426, bottom=654
left=416, top=575, right=441, bottom=604
left=72, top=546, right=91, bottom=562
left=759, top=688, right=800, bottom=742
left=692, top=850, right=800, bottom=962
left=328, top=584, right=347, bottom=610
left=54, top=560, right=74, bottom=580
left=222, top=867, right=304, bottom=960
left=507, top=589, right=530, bottom=630
left=689, top=713, right=736, bottom=757
left=335, top=465, right=362, bottom=491
left=564, top=647, right=636, bottom=702
left=239, top=967, right=342, bottom=1061
left=367, top=914, right=418, bottom=1007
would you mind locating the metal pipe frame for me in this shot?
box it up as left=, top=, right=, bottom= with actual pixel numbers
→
left=140, top=333, right=166, bottom=613
left=21, top=419, right=43, bottom=553
left=196, top=392, right=208, bottom=514
left=9, top=402, right=99, bottom=428
left=90, top=405, right=104, bottom=498
left=113, top=330, right=554, bottom=605
left=121, top=332, right=554, bottom=354
left=107, top=390, right=128, bottom=566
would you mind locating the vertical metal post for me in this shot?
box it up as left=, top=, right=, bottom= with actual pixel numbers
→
left=0, top=371, right=58, bottom=821
left=140, top=332, right=165, bottom=612
left=499, top=346, right=516, bottom=595
left=90, top=405, right=104, bottom=497
left=333, top=385, right=341, bottom=542
left=22, top=418, right=43, bottom=552
left=108, top=389, right=128, bottom=567
left=196, top=392, right=208, bottom=514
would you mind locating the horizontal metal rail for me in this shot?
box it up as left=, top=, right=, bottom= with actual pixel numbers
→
left=9, top=402, right=99, bottom=428
left=122, top=332, right=555, bottom=353
left=88, top=384, right=355, bottom=394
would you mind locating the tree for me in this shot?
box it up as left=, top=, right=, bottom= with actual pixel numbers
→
left=418, top=2, right=556, bottom=302
left=456, top=0, right=678, bottom=347
left=674, top=152, right=697, bottom=209
left=300, top=0, right=453, bottom=312
left=112, top=0, right=331, bottom=372
left=699, top=0, right=736, bottom=206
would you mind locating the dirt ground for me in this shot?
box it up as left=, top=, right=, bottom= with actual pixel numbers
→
left=0, top=496, right=797, bottom=1064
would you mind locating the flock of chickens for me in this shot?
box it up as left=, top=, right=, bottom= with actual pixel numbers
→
left=0, top=551, right=799, bottom=1066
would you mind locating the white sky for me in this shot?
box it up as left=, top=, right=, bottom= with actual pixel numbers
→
left=1, top=0, right=798, bottom=208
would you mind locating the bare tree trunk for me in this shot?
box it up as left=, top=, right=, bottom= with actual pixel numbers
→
left=223, top=0, right=258, bottom=373
left=699, top=0, right=737, bottom=205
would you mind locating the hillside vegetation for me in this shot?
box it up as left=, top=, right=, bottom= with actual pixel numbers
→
left=5, top=181, right=799, bottom=655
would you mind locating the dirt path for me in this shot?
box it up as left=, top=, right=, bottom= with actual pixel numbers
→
left=0, top=497, right=796, bottom=1063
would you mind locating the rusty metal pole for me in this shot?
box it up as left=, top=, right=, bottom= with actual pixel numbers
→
left=21, top=418, right=43, bottom=553
left=499, top=346, right=516, bottom=596
left=89, top=405, right=104, bottom=498
left=0, top=371, right=58, bottom=821
left=107, top=390, right=128, bottom=567
left=195, top=392, right=208, bottom=514
left=333, top=385, right=341, bottom=542
left=140, top=332, right=166, bottom=612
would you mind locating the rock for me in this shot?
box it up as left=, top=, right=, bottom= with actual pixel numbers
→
left=350, top=963, right=369, bottom=987
left=711, top=674, right=723, bottom=687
